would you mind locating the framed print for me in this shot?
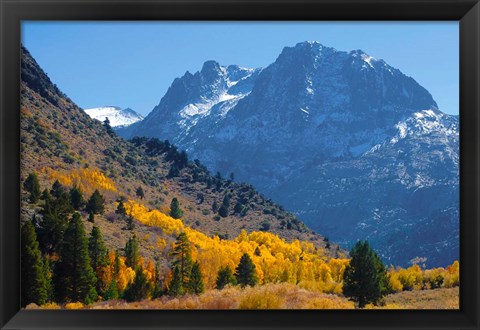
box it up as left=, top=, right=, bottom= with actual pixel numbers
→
left=1, top=0, right=479, bottom=329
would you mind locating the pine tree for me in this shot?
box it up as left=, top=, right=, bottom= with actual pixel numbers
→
left=168, top=266, right=184, bottom=296
left=188, top=261, right=204, bottom=295
left=21, top=220, right=48, bottom=306
left=167, top=165, right=180, bottom=178
left=85, top=189, right=105, bottom=215
left=124, top=235, right=139, bottom=268
left=124, top=266, right=152, bottom=302
left=215, top=265, right=236, bottom=290
left=170, top=197, right=183, bottom=219
left=88, top=212, right=95, bottom=223
left=116, top=200, right=127, bottom=216
left=23, top=172, right=41, bottom=203
left=54, top=212, right=98, bottom=304
left=171, top=232, right=192, bottom=288
left=212, top=200, right=219, bottom=212
left=136, top=186, right=145, bottom=200
left=152, top=260, right=164, bottom=298
left=126, top=215, right=135, bottom=231
left=50, top=179, right=65, bottom=198
left=103, top=117, right=115, bottom=136
left=37, top=189, right=73, bottom=254
left=218, top=204, right=229, bottom=218
left=88, top=226, right=108, bottom=293
left=103, top=279, right=119, bottom=300
left=235, top=253, right=258, bottom=287
left=69, top=186, right=85, bottom=210
left=234, top=201, right=243, bottom=214
left=343, top=240, right=391, bottom=308
left=42, top=256, right=54, bottom=302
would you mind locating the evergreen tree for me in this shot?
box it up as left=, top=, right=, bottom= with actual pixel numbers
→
left=168, top=266, right=184, bottom=296
left=88, top=226, right=108, bottom=293
left=171, top=232, right=192, bottom=288
left=178, top=150, right=189, bottom=168
left=69, top=186, right=85, bottom=210
left=21, top=220, right=48, bottom=306
left=234, top=201, right=243, bottom=214
left=215, top=265, right=236, bottom=290
left=116, top=200, right=127, bottom=216
left=103, top=117, right=115, bottom=136
left=88, top=212, right=95, bottom=223
left=167, top=165, right=180, bottom=178
left=218, top=195, right=231, bottom=217
left=170, top=197, right=183, bottom=219
left=23, top=172, right=41, bottom=203
left=126, top=215, right=135, bottom=231
left=124, top=266, right=152, bottom=302
left=124, top=234, right=139, bottom=268
left=50, top=179, right=66, bottom=198
left=40, top=188, right=50, bottom=200
left=136, top=186, right=145, bottom=200
left=54, top=212, right=98, bottom=304
left=42, top=257, right=54, bottom=302
left=188, top=261, right=204, bottom=295
left=343, top=240, right=391, bottom=308
left=212, top=200, right=219, bottom=213
left=218, top=204, right=229, bottom=218
left=103, top=279, right=119, bottom=300
left=37, top=189, right=73, bottom=254
left=85, top=189, right=105, bottom=215
left=152, top=260, right=164, bottom=298
left=235, top=253, right=258, bottom=287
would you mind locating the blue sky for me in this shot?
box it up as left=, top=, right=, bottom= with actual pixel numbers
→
left=22, top=22, right=459, bottom=116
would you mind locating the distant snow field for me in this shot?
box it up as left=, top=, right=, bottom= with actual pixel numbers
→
left=84, top=106, right=144, bottom=128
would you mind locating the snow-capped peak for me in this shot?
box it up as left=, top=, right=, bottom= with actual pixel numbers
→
left=84, top=106, right=144, bottom=128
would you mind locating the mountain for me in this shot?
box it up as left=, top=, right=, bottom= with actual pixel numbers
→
left=118, top=41, right=459, bottom=268
left=118, top=63, right=262, bottom=143
left=20, top=46, right=339, bottom=264
left=84, top=106, right=144, bottom=127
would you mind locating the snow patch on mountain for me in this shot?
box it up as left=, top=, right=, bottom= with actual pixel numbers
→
left=84, top=106, right=144, bottom=127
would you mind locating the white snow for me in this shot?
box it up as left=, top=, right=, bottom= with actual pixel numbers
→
left=84, top=106, right=144, bottom=127
left=361, top=54, right=375, bottom=68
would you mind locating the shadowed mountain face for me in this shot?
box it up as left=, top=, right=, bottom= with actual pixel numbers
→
left=119, top=41, right=459, bottom=267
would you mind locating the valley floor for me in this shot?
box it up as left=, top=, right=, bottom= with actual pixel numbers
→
left=30, top=284, right=459, bottom=310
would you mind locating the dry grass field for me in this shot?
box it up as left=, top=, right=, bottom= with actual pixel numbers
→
left=27, top=284, right=459, bottom=310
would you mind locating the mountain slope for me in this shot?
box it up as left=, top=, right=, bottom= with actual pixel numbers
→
left=118, top=63, right=262, bottom=144
left=118, top=41, right=458, bottom=267
left=20, top=46, right=340, bottom=263
left=84, top=106, right=144, bottom=127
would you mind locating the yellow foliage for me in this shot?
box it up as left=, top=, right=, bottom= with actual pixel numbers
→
left=388, top=261, right=460, bottom=291
left=106, top=251, right=135, bottom=292
left=39, top=302, right=61, bottom=309
left=239, top=288, right=285, bottom=309
left=43, top=167, right=116, bottom=195
left=65, top=302, right=84, bottom=309
left=156, top=238, right=167, bottom=251
left=124, top=199, right=349, bottom=291
left=388, top=272, right=404, bottom=292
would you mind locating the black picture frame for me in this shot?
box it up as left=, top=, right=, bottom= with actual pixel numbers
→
left=1, top=0, right=479, bottom=329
